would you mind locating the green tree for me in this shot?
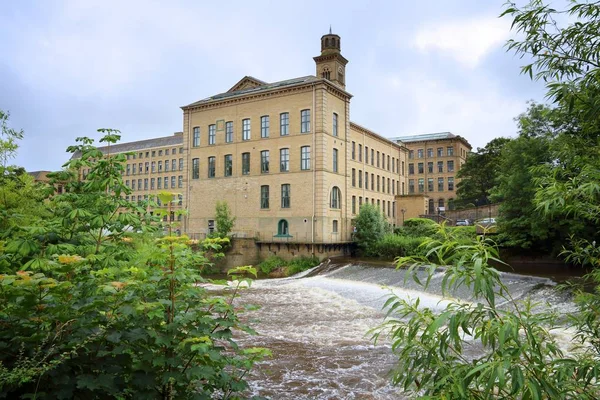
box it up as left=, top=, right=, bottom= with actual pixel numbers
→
left=0, top=109, right=23, bottom=173
left=0, top=132, right=267, bottom=399
left=353, top=203, right=389, bottom=256
left=455, top=137, right=511, bottom=207
left=215, top=200, right=235, bottom=238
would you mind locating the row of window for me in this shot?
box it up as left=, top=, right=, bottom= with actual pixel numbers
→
left=191, top=110, right=340, bottom=147
left=351, top=169, right=403, bottom=195
left=125, top=147, right=184, bottom=160
left=258, top=185, right=342, bottom=210
left=276, top=218, right=340, bottom=236
left=124, top=193, right=183, bottom=206
left=408, top=160, right=454, bottom=175
left=350, top=196, right=395, bottom=218
left=409, top=146, right=454, bottom=159
left=125, top=159, right=184, bottom=175
left=408, top=177, right=454, bottom=193
left=427, top=198, right=449, bottom=213
left=350, top=142, right=403, bottom=174
left=191, top=146, right=321, bottom=179
left=125, top=176, right=183, bottom=190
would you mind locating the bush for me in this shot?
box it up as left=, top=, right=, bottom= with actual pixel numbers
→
left=354, top=203, right=390, bottom=255
left=287, top=256, right=320, bottom=275
left=373, top=234, right=426, bottom=259
left=397, top=218, right=440, bottom=237
left=257, top=256, right=286, bottom=275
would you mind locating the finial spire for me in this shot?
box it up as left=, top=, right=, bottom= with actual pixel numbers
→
left=329, top=25, right=332, bottom=34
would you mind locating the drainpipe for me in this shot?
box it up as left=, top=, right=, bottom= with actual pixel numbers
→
left=186, top=110, right=191, bottom=234
left=311, top=84, right=316, bottom=255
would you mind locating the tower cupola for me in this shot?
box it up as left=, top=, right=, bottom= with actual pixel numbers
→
left=314, top=28, right=348, bottom=90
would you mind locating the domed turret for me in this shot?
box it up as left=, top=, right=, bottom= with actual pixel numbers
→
left=313, top=28, right=348, bottom=90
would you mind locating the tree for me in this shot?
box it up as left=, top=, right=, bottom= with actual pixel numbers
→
left=0, top=109, right=23, bottom=173
left=455, top=137, right=511, bottom=207
left=215, top=200, right=235, bottom=238
left=353, top=203, right=389, bottom=255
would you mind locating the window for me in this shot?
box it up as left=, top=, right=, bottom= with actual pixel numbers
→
left=447, top=146, right=454, bottom=156
left=359, top=144, right=363, bottom=161
left=158, top=150, right=162, bottom=156
left=150, top=178, right=155, bottom=189
left=171, top=176, right=175, bottom=188
left=352, top=168, right=356, bottom=187
left=144, top=178, right=148, bottom=190
left=427, top=148, right=433, bottom=158
left=260, top=185, right=269, bottom=209
left=409, top=163, right=414, bottom=175
left=261, top=150, right=270, bottom=173
left=131, top=179, right=136, bottom=190
left=429, top=199, right=434, bottom=214
left=157, top=177, right=162, bottom=189
left=377, top=175, right=380, bottom=192
left=225, top=121, right=233, bottom=143
left=158, top=161, right=163, bottom=172
left=164, top=160, right=169, bottom=172
left=224, top=155, right=232, bottom=177
left=330, top=186, right=341, bottom=208
left=242, top=152, right=250, bottom=175
left=392, top=157, right=395, bottom=173
left=179, top=147, right=183, bottom=154
left=438, top=161, right=443, bottom=173
left=439, top=199, right=445, bottom=209
left=359, top=196, right=363, bottom=207
left=281, top=184, right=290, bottom=208
left=438, top=177, right=444, bottom=191
left=125, top=180, right=130, bottom=188
left=163, top=177, right=168, bottom=189
left=417, top=149, right=424, bottom=159
left=447, top=160, right=455, bottom=172
left=418, top=163, right=424, bottom=174
left=371, top=173, right=374, bottom=190
left=377, top=151, right=380, bottom=168
left=178, top=176, right=183, bottom=188
left=126, top=164, right=131, bottom=175
left=242, top=118, right=251, bottom=140
left=193, top=127, right=200, bottom=147
left=208, top=124, right=216, bottom=145
left=301, top=109, right=310, bottom=133
left=138, top=179, right=142, bottom=189
left=409, top=150, right=414, bottom=159
left=208, top=156, right=215, bottom=178
left=387, top=155, right=390, bottom=171
left=392, top=179, right=395, bottom=195
left=179, top=158, right=183, bottom=171
left=192, top=158, right=199, bottom=179
left=280, top=148, right=289, bottom=172
left=301, top=146, right=311, bottom=170
left=261, top=115, right=269, bottom=138
left=365, top=173, right=369, bottom=190
left=352, top=196, right=356, bottom=214
left=371, top=149, right=374, bottom=166
left=333, top=220, right=338, bottom=233
left=365, top=146, right=369, bottom=163
left=428, top=162, right=433, bottom=173
left=145, top=162, right=149, bottom=173
left=333, top=113, right=338, bottom=136
left=277, top=219, right=289, bottom=235
left=402, top=182, right=405, bottom=195
left=387, top=178, right=391, bottom=194
left=165, top=149, right=169, bottom=155
left=428, top=178, right=434, bottom=192
left=178, top=194, right=183, bottom=205
left=402, top=161, right=405, bottom=175
left=280, top=112, right=289, bottom=136
left=448, top=177, right=455, bottom=191
left=358, top=170, right=363, bottom=188
left=437, top=147, right=443, bottom=157
left=351, top=141, right=355, bottom=159
left=172, top=160, right=176, bottom=171
left=133, top=164, right=137, bottom=175
left=333, top=148, right=338, bottom=172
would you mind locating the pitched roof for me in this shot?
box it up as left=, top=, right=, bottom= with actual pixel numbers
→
left=183, top=75, right=319, bottom=108
left=70, top=133, right=183, bottom=159
left=392, top=132, right=457, bottom=143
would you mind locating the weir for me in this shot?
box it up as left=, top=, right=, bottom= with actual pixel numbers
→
left=234, top=260, right=575, bottom=399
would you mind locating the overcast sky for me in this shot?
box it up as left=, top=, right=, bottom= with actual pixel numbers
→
left=1, top=0, right=547, bottom=172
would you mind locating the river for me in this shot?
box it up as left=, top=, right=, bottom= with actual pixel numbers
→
left=230, top=261, right=576, bottom=399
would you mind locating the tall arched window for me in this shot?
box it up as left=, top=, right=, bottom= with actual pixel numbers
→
left=278, top=219, right=289, bottom=235
left=330, top=186, right=341, bottom=209
left=428, top=199, right=434, bottom=214
left=438, top=198, right=445, bottom=209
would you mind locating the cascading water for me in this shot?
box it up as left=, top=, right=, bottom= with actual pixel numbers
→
left=229, top=261, right=576, bottom=399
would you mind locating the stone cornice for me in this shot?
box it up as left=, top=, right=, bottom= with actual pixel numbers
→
left=313, top=53, right=349, bottom=66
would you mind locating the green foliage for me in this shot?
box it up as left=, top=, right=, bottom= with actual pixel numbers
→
left=353, top=203, right=390, bottom=256
left=0, top=133, right=267, bottom=399
left=400, top=218, right=439, bottom=237
left=0, top=109, right=24, bottom=171
left=373, top=229, right=600, bottom=399
left=214, top=201, right=235, bottom=238
left=456, top=137, right=511, bottom=208
left=257, top=256, right=319, bottom=276
left=372, top=234, right=426, bottom=260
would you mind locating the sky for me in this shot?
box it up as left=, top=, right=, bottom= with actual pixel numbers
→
left=0, top=0, right=548, bottom=172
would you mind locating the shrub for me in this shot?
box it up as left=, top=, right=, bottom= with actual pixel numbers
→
left=398, top=218, right=440, bottom=237
left=257, top=255, right=286, bottom=275
left=286, top=256, right=320, bottom=276
left=373, top=234, right=427, bottom=259
left=354, top=203, right=390, bottom=255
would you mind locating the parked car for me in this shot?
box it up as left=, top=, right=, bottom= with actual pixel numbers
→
left=456, top=219, right=470, bottom=226
left=476, top=218, right=497, bottom=234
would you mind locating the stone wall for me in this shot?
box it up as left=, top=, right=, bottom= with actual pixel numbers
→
left=445, top=203, right=500, bottom=224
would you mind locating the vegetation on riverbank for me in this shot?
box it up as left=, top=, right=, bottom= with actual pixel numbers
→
left=257, top=255, right=320, bottom=277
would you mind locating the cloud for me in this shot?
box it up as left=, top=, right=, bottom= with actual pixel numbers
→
left=413, top=16, right=510, bottom=68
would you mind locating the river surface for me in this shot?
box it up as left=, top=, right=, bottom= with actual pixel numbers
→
left=228, top=262, right=576, bottom=399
